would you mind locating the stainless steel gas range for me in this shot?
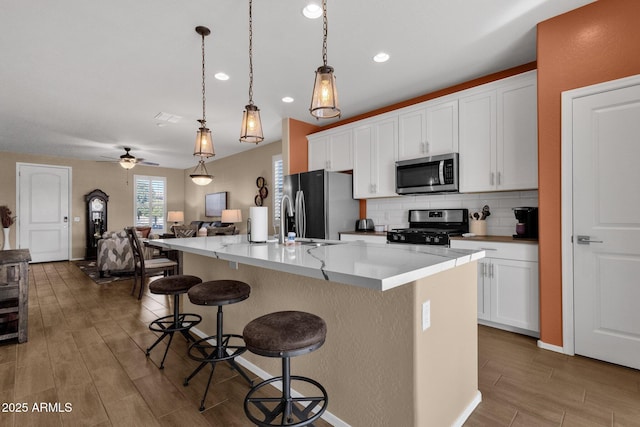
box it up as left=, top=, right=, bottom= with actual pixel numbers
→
left=387, top=209, right=469, bottom=246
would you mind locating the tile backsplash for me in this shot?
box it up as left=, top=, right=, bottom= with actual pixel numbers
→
left=366, top=190, right=538, bottom=236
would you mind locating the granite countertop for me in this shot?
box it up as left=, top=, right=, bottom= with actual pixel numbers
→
left=150, top=235, right=484, bottom=292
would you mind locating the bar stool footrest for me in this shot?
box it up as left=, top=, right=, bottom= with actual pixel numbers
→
left=187, top=334, right=248, bottom=363
left=244, top=375, right=328, bottom=427
left=149, top=313, right=202, bottom=333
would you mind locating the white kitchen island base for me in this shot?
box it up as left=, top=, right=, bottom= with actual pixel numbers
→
left=180, top=251, right=480, bottom=426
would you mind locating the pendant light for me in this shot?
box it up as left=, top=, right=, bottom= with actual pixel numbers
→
left=190, top=159, right=214, bottom=186
left=309, top=0, right=341, bottom=119
left=239, top=0, right=264, bottom=143
left=191, top=26, right=215, bottom=186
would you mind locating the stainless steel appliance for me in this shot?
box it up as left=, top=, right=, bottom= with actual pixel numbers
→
left=356, top=218, right=374, bottom=231
left=513, top=207, right=538, bottom=239
left=283, top=170, right=359, bottom=240
left=387, top=209, right=469, bottom=245
left=395, top=153, right=459, bottom=194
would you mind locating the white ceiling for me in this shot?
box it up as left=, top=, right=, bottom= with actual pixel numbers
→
left=1, top=0, right=594, bottom=170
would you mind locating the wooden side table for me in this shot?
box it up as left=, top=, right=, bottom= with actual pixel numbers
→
left=0, top=249, right=30, bottom=343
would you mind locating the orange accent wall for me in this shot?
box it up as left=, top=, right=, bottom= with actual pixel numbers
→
left=537, top=0, right=640, bottom=346
left=288, top=119, right=320, bottom=174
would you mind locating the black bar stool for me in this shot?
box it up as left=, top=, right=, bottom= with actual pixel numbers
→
left=146, top=275, right=202, bottom=369
left=243, top=311, right=328, bottom=427
left=183, top=280, right=254, bottom=411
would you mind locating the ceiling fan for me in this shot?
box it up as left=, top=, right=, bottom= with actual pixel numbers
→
left=99, top=147, right=159, bottom=169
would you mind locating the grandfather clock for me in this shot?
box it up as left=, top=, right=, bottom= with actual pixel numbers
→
left=85, top=189, right=109, bottom=259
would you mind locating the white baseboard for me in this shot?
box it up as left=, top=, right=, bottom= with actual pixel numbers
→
left=189, top=327, right=351, bottom=427
left=537, top=339, right=565, bottom=354
left=452, top=390, right=482, bottom=427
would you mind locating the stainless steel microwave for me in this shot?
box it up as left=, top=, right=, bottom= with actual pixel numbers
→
left=395, top=153, right=459, bottom=194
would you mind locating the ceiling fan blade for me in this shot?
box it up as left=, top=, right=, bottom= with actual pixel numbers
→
left=138, top=161, right=160, bottom=166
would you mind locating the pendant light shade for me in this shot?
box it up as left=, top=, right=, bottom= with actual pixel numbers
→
left=239, top=0, right=264, bottom=143
left=310, top=0, right=341, bottom=119
left=310, top=65, right=340, bottom=119
left=240, top=104, right=264, bottom=144
left=190, top=159, right=214, bottom=186
left=194, top=120, right=214, bottom=157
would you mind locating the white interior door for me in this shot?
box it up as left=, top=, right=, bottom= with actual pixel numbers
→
left=572, top=83, right=640, bottom=370
left=17, top=163, right=71, bottom=263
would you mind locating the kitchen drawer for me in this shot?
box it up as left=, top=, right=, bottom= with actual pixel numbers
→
left=340, top=233, right=387, bottom=244
left=450, top=239, right=538, bottom=262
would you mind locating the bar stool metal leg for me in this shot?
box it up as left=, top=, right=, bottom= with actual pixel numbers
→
left=145, top=293, right=201, bottom=369
left=183, top=280, right=253, bottom=412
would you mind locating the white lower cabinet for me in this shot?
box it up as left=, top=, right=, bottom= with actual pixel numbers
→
left=339, top=233, right=387, bottom=244
left=450, top=239, right=539, bottom=337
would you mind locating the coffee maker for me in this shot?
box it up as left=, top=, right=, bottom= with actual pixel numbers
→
left=513, top=207, right=538, bottom=239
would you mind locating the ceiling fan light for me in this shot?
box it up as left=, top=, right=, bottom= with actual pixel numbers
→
left=190, top=159, right=214, bottom=186
left=310, top=65, right=341, bottom=119
left=119, top=158, right=136, bottom=169
left=239, top=104, right=264, bottom=144
left=194, top=125, right=214, bottom=157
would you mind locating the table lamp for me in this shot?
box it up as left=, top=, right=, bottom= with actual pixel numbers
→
left=167, top=211, right=184, bottom=234
left=221, top=209, right=242, bottom=225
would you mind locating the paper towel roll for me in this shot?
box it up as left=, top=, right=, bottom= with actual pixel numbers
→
left=248, top=206, right=268, bottom=242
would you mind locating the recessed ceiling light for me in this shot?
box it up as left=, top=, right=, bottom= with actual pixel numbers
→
left=302, top=3, right=322, bottom=19
left=214, top=72, right=230, bottom=81
left=373, top=52, right=390, bottom=63
left=282, top=96, right=294, bottom=103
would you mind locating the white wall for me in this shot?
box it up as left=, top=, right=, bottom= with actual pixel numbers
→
left=367, top=190, right=538, bottom=236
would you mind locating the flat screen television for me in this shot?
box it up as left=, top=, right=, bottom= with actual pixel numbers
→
left=205, top=192, right=227, bottom=217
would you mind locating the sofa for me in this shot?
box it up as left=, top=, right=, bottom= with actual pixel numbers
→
left=96, top=228, right=156, bottom=277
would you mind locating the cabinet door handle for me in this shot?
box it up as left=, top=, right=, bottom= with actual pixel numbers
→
left=425, top=141, right=429, bottom=153
left=481, top=263, right=486, bottom=277
left=479, top=247, right=497, bottom=251
left=490, top=263, right=494, bottom=278
left=490, top=172, right=495, bottom=185
left=497, top=171, right=502, bottom=185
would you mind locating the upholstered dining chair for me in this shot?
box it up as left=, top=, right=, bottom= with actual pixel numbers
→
left=125, top=227, right=178, bottom=300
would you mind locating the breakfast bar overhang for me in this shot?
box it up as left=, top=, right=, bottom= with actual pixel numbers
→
left=151, top=236, right=485, bottom=426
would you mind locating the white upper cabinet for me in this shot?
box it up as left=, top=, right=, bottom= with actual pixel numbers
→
left=459, top=70, right=538, bottom=192
left=398, top=97, right=459, bottom=161
left=353, top=116, right=398, bottom=199
left=307, top=129, right=353, bottom=172
left=426, top=99, right=459, bottom=155
left=398, top=107, right=427, bottom=160
left=496, top=77, right=538, bottom=191
left=459, top=90, right=497, bottom=192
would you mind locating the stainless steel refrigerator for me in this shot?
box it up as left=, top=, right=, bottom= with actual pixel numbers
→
left=283, top=169, right=359, bottom=240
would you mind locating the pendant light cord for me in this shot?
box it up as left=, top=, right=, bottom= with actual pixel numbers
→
left=201, top=30, right=207, bottom=125
left=248, top=0, right=254, bottom=105
left=322, top=0, right=328, bottom=66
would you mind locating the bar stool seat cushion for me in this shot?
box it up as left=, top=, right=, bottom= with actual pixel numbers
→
left=243, top=311, right=327, bottom=358
left=149, top=275, right=202, bottom=295
left=188, top=280, right=251, bottom=306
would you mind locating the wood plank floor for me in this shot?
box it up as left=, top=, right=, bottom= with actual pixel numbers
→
left=0, top=261, right=638, bottom=426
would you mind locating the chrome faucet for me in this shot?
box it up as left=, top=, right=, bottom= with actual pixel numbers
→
left=279, top=194, right=293, bottom=244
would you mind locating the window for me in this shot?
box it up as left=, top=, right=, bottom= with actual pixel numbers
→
left=272, top=154, right=283, bottom=223
left=134, top=175, right=167, bottom=233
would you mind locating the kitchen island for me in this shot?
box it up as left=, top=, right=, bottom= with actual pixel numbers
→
left=150, top=236, right=484, bottom=426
